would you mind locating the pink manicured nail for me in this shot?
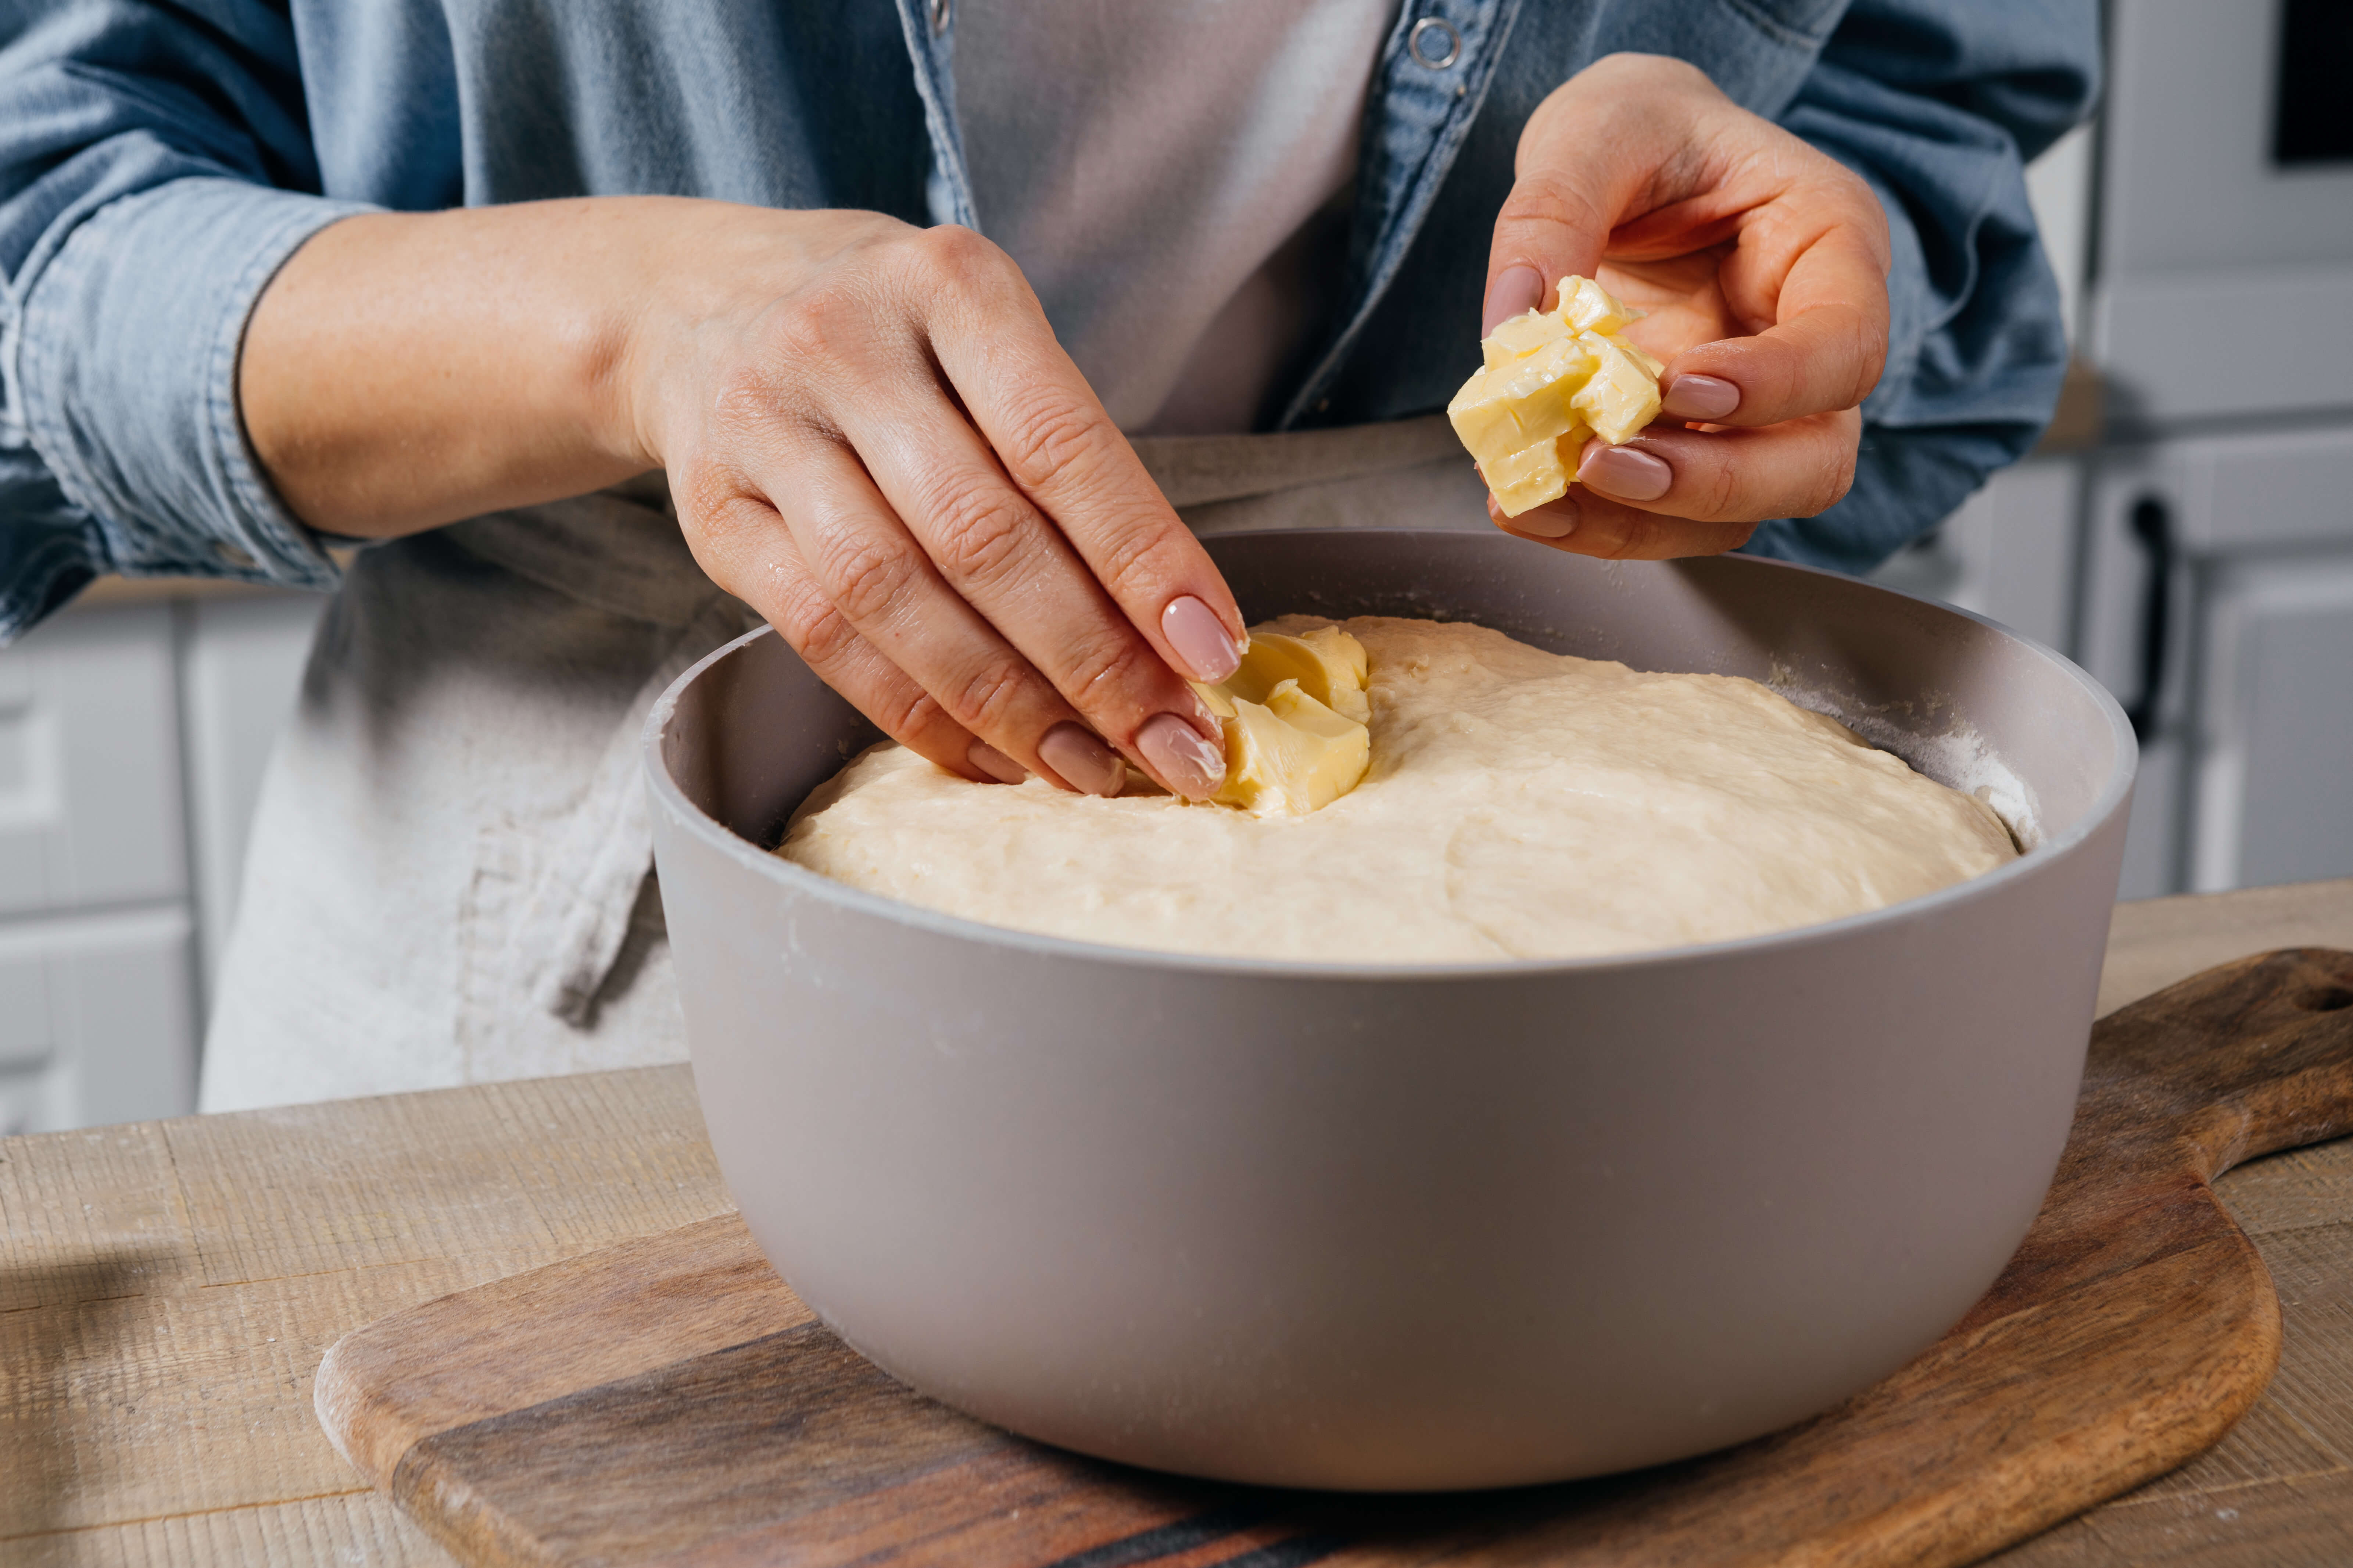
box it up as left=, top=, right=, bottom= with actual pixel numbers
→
left=1661, top=374, right=1740, bottom=421
left=1161, top=595, right=1243, bottom=682
left=1579, top=444, right=1672, bottom=502
left=1136, top=713, right=1226, bottom=800
left=1039, top=723, right=1125, bottom=796
left=967, top=740, right=1027, bottom=783
left=1481, top=265, right=1544, bottom=334
left=1506, top=501, right=1579, bottom=539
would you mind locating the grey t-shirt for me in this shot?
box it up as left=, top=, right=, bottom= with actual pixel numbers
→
left=953, top=0, right=1396, bottom=435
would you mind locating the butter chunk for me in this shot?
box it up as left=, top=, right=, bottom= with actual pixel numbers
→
left=1450, top=334, right=1597, bottom=460
left=1298, top=625, right=1369, bottom=712
left=1481, top=308, right=1566, bottom=368
left=1481, top=435, right=1576, bottom=518
left=1447, top=274, right=1663, bottom=516
left=1215, top=681, right=1371, bottom=817
left=1220, top=629, right=1372, bottom=724
left=1558, top=274, right=1636, bottom=336
left=1569, top=331, right=1663, bottom=445
left=1192, top=625, right=1374, bottom=816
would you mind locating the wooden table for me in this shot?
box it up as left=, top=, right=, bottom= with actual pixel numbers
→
left=7, top=880, right=2353, bottom=1567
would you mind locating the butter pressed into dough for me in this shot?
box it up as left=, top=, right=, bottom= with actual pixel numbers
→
left=776, top=617, right=2018, bottom=964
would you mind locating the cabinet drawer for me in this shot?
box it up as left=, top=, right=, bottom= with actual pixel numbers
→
left=2191, top=555, right=2353, bottom=892
left=0, top=603, right=186, bottom=918
left=0, top=1066, right=55, bottom=1139
left=0, top=905, right=195, bottom=1132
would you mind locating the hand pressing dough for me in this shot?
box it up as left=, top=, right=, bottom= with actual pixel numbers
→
left=777, top=617, right=2018, bottom=964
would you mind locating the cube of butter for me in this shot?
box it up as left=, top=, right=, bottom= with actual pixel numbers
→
left=1559, top=274, right=1636, bottom=336
left=1479, top=434, right=1576, bottom=516
left=1447, top=275, right=1664, bottom=516
left=1189, top=625, right=1375, bottom=816
left=1569, top=331, right=1663, bottom=445
left=1217, top=681, right=1371, bottom=817
left=1481, top=308, right=1566, bottom=368
left=1450, top=334, right=1597, bottom=462
left=1217, top=629, right=1372, bottom=724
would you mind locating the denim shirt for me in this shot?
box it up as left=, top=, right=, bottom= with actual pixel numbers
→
left=0, top=0, right=2096, bottom=645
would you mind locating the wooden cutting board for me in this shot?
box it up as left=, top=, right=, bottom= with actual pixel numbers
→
left=316, top=948, right=2353, bottom=1568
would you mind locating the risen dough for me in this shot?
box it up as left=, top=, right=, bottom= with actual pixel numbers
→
left=777, top=617, right=2017, bottom=964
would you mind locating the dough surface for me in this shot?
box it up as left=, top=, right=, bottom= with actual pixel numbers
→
left=777, top=617, right=2018, bottom=964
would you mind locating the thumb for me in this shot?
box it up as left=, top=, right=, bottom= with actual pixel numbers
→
left=1482, top=54, right=1726, bottom=333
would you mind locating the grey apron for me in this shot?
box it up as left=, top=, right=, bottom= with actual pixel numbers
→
left=197, top=416, right=1483, bottom=1111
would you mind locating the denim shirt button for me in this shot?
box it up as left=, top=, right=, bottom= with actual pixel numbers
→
left=1408, top=16, right=1461, bottom=69
left=929, top=0, right=950, bottom=36
left=213, top=539, right=257, bottom=570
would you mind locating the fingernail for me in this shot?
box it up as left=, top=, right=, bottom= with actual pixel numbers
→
left=1579, top=443, right=1672, bottom=502
left=967, top=740, right=1027, bottom=784
left=1161, top=595, right=1244, bottom=683
left=1039, top=723, right=1125, bottom=797
left=1481, top=265, right=1544, bottom=334
left=1661, top=374, right=1740, bottom=422
left=1505, top=499, right=1579, bottom=540
left=1136, top=713, right=1226, bottom=800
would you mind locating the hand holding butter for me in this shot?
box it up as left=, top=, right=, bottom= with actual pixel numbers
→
left=1474, top=54, right=1895, bottom=559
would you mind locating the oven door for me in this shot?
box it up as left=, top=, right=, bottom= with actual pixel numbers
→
left=2095, top=0, right=2353, bottom=424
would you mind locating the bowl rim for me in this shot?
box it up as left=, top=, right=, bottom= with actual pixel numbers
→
left=644, top=538, right=2138, bottom=983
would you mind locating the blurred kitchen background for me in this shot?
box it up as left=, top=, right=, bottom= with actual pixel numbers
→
left=2, top=0, right=2348, bottom=1133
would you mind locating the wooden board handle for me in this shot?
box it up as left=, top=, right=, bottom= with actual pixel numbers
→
left=2079, top=947, right=2353, bottom=1185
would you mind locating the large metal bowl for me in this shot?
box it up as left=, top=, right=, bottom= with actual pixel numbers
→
left=645, top=530, right=2135, bottom=1491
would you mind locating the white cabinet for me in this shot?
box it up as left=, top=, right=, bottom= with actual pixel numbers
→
left=0, top=588, right=324, bottom=1133
left=2191, top=556, right=2353, bottom=891
left=0, top=603, right=186, bottom=918
left=2079, top=426, right=2353, bottom=899
left=0, top=907, right=196, bottom=1134
left=1867, top=455, right=2082, bottom=654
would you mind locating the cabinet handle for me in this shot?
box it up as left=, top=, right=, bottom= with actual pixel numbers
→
left=2122, top=495, right=2174, bottom=743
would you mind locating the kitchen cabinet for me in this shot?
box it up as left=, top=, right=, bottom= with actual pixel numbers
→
left=0, top=601, right=185, bottom=918
left=0, top=587, right=325, bottom=1132
left=2079, top=427, right=2353, bottom=899
left=1867, top=453, right=2082, bottom=657
left=2190, top=553, right=2353, bottom=891
left=0, top=905, right=195, bottom=1135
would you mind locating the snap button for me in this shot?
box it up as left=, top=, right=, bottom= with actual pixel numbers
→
left=212, top=539, right=257, bottom=570
left=1408, top=16, right=1461, bottom=69
left=930, top=0, right=950, bottom=35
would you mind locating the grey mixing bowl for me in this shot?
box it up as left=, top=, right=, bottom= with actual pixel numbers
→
left=645, top=530, right=2135, bottom=1491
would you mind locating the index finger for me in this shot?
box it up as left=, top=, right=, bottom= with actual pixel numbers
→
left=916, top=227, right=1248, bottom=686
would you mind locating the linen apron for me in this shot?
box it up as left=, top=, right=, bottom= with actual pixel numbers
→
left=197, top=415, right=1483, bottom=1112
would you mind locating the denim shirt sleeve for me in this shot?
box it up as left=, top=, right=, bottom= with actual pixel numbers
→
left=0, top=3, right=377, bottom=644
left=1741, top=0, right=2100, bottom=574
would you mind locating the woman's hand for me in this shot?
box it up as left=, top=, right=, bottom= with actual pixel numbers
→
left=242, top=199, right=1241, bottom=798
left=619, top=206, right=1244, bottom=798
left=1479, top=53, right=1891, bottom=558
